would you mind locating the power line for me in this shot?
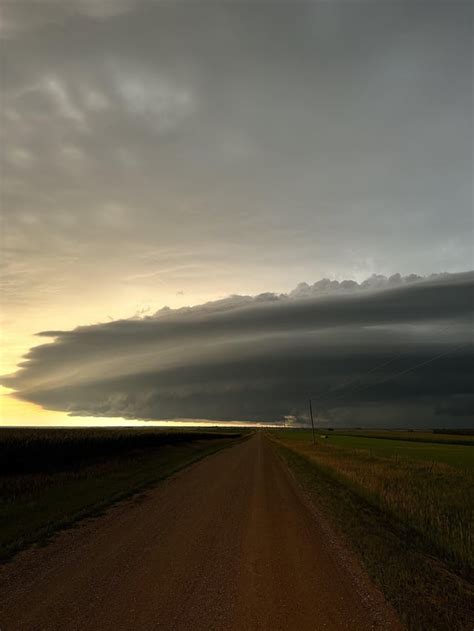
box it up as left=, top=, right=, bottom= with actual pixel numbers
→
left=316, top=351, right=407, bottom=399
left=310, top=323, right=456, bottom=402
left=308, top=399, right=316, bottom=446
left=356, top=342, right=471, bottom=395
left=309, top=340, right=471, bottom=417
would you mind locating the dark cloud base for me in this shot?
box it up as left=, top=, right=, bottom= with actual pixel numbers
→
left=3, top=272, right=473, bottom=427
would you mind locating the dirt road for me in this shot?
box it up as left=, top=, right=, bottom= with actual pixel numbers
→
left=0, top=434, right=401, bottom=630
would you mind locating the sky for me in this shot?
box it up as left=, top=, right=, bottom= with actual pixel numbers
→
left=0, top=1, right=472, bottom=427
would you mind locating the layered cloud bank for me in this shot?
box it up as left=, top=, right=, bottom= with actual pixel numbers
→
left=3, top=272, right=473, bottom=426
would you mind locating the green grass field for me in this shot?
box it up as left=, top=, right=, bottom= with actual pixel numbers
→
left=334, top=429, right=474, bottom=446
left=270, top=428, right=474, bottom=631
left=313, top=432, right=473, bottom=468
left=0, top=428, right=245, bottom=560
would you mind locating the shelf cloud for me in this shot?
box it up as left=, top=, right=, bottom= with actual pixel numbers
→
left=3, top=272, right=473, bottom=426
left=1, top=1, right=472, bottom=427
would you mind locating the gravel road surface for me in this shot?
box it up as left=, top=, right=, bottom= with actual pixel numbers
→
left=0, top=433, right=401, bottom=630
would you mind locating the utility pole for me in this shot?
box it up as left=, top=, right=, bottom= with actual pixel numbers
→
left=309, top=399, right=316, bottom=447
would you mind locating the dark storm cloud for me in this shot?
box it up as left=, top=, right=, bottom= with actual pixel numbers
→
left=3, top=273, right=473, bottom=426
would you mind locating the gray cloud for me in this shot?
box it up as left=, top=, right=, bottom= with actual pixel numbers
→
left=3, top=272, right=473, bottom=426
left=1, top=1, right=472, bottom=317
left=0, top=1, right=139, bottom=38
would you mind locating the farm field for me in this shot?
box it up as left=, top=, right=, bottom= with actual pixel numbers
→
left=0, top=428, right=244, bottom=560
left=270, top=428, right=474, bottom=630
left=317, top=432, right=473, bottom=468
left=334, top=428, right=474, bottom=446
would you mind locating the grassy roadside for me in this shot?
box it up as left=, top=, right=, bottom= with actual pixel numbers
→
left=1, top=429, right=247, bottom=561
left=270, top=433, right=473, bottom=631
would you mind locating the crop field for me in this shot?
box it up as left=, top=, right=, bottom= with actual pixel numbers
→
left=333, top=428, right=474, bottom=446
left=270, top=428, right=474, bottom=630
left=0, top=428, right=244, bottom=560
left=343, top=428, right=473, bottom=442
left=315, top=432, right=473, bottom=468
